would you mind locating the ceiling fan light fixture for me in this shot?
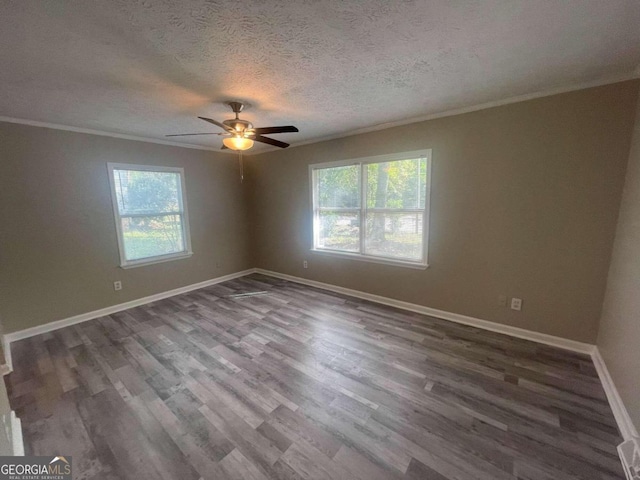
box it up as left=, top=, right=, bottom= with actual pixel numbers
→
left=168, top=103, right=297, bottom=149
left=223, top=136, right=254, bottom=150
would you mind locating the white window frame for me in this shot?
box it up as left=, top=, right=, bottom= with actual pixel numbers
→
left=309, top=149, right=431, bottom=269
left=107, top=163, right=193, bottom=269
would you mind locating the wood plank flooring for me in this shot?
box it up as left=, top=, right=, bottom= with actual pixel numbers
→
left=6, top=274, right=624, bottom=479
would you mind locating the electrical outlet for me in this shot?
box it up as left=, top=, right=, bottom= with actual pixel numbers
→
left=498, top=295, right=507, bottom=307
left=303, top=260, right=308, bottom=269
left=114, top=281, right=122, bottom=291
left=510, top=297, right=522, bottom=311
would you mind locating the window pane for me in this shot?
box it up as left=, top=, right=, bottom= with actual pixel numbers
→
left=317, top=211, right=360, bottom=252
left=114, top=169, right=181, bottom=215
left=316, top=165, right=360, bottom=208
left=367, top=157, right=426, bottom=209
left=121, top=214, right=185, bottom=261
left=365, top=212, right=423, bottom=261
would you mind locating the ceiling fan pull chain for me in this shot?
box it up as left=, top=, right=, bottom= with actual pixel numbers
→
left=239, top=151, right=244, bottom=183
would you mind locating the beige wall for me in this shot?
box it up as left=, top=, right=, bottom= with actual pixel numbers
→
left=1, top=81, right=638, bottom=344
left=247, top=81, right=639, bottom=343
left=0, top=122, right=251, bottom=333
left=597, top=85, right=640, bottom=431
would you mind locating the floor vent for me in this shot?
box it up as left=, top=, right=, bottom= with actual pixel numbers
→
left=619, top=437, right=640, bottom=480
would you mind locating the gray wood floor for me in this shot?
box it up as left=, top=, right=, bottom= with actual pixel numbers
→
left=6, top=274, right=624, bottom=479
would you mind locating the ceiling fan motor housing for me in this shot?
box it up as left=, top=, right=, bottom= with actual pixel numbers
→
left=168, top=100, right=296, bottom=149
left=223, top=118, right=253, bottom=134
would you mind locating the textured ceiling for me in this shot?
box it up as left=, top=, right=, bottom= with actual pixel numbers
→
left=2, top=0, right=640, bottom=153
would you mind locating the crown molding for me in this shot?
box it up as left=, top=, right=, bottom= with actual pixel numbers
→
left=276, top=72, right=640, bottom=153
left=2, top=72, right=639, bottom=156
left=0, top=116, right=235, bottom=153
left=0, top=115, right=270, bottom=156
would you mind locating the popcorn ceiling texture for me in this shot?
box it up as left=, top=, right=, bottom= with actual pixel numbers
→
left=1, top=0, right=640, bottom=151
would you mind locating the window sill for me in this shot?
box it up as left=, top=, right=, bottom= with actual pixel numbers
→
left=310, top=249, right=428, bottom=270
left=120, top=251, right=193, bottom=269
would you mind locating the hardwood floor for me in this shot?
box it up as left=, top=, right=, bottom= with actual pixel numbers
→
left=6, top=274, right=624, bottom=479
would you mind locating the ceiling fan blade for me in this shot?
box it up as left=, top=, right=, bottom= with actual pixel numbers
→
left=165, top=132, right=217, bottom=137
left=198, top=116, right=235, bottom=133
left=251, top=126, right=299, bottom=135
left=253, top=135, right=290, bottom=148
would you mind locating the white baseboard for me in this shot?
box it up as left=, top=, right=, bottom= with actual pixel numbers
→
left=10, top=412, right=23, bottom=456
left=4, top=266, right=636, bottom=453
left=256, top=268, right=640, bottom=451
left=2, top=268, right=257, bottom=370
left=1, top=266, right=595, bottom=364
left=255, top=268, right=595, bottom=355
left=0, top=411, right=23, bottom=456
left=1, top=336, right=10, bottom=374
left=592, top=348, right=639, bottom=441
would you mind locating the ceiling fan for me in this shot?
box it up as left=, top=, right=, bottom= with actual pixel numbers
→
left=166, top=101, right=299, bottom=150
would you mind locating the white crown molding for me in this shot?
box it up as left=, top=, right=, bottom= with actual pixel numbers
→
left=254, top=269, right=595, bottom=354
left=274, top=72, right=640, bottom=153
left=0, top=116, right=234, bottom=153
left=3, top=74, right=639, bottom=158
left=1, top=268, right=257, bottom=370
left=592, top=348, right=639, bottom=441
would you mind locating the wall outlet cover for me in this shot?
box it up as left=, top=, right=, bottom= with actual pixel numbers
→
left=510, top=297, right=522, bottom=311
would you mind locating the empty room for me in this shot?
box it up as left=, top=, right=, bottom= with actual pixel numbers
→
left=1, top=1, right=640, bottom=479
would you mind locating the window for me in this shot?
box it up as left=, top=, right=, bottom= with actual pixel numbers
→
left=107, top=163, right=192, bottom=268
left=310, top=150, right=431, bottom=268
